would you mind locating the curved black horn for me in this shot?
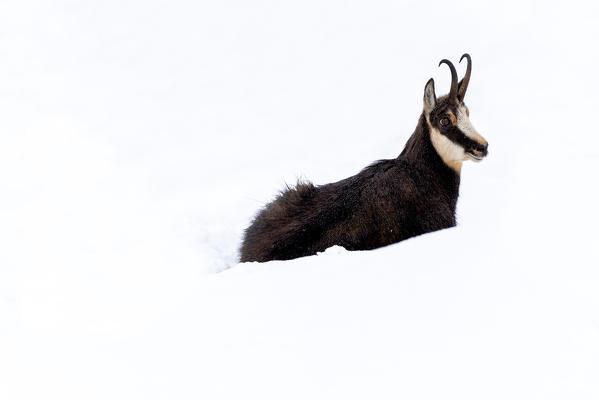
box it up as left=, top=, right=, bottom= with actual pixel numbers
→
left=438, top=59, right=458, bottom=104
left=458, top=53, right=472, bottom=100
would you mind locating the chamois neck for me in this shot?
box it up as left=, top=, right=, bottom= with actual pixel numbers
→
left=399, top=113, right=462, bottom=176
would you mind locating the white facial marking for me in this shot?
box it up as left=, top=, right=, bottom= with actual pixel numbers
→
left=429, top=126, right=465, bottom=167
left=427, top=104, right=488, bottom=171
left=457, top=105, right=487, bottom=145
left=426, top=113, right=464, bottom=172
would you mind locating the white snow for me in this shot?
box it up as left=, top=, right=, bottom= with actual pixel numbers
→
left=1, top=0, right=599, bottom=399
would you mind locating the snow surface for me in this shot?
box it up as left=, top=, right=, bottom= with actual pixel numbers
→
left=1, top=0, right=599, bottom=399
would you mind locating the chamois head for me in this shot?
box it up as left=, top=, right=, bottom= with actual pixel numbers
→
left=423, top=54, right=488, bottom=172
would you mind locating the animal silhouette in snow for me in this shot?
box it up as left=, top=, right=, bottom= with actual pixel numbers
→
left=240, top=54, right=488, bottom=262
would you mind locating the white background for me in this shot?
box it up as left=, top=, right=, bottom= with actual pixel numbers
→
left=1, top=0, right=598, bottom=399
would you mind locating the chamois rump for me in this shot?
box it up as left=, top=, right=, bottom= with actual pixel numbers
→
left=240, top=54, right=488, bottom=263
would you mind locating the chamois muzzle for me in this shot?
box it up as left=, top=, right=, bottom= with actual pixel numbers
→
left=466, top=142, right=488, bottom=161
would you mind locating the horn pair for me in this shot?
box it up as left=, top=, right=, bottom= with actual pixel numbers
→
left=438, top=54, right=471, bottom=104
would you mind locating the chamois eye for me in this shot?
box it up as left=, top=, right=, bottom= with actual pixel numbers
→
left=440, top=117, right=450, bottom=127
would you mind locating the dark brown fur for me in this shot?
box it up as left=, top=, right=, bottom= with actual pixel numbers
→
left=240, top=54, right=489, bottom=262
left=239, top=112, right=462, bottom=263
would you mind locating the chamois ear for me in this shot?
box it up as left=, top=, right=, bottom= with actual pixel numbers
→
left=423, top=78, right=436, bottom=113
left=458, top=78, right=465, bottom=97
left=457, top=78, right=468, bottom=101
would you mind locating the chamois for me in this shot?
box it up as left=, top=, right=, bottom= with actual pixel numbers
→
left=240, top=54, right=488, bottom=263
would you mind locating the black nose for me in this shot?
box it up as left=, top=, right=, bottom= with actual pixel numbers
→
left=474, top=142, right=488, bottom=157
